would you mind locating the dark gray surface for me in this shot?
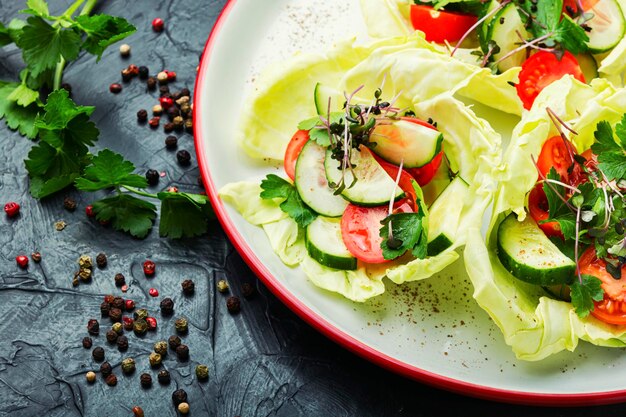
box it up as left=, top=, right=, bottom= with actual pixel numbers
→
left=0, top=0, right=624, bottom=416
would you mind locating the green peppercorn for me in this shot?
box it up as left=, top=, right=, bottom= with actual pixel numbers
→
left=149, top=352, right=162, bottom=367
left=79, top=268, right=92, bottom=281
left=154, top=341, right=168, bottom=356
left=112, top=322, right=123, bottom=334
left=174, top=317, right=188, bottom=334
left=121, top=357, right=136, bottom=374
left=134, top=308, right=149, bottom=321
left=133, top=319, right=148, bottom=335
left=217, top=279, right=229, bottom=293
left=78, top=255, right=93, bottom=269
left=195, top=364, right=209, bottom=381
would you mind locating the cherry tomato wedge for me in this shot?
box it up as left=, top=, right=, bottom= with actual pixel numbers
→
left=283, top=130, right=309, bottom=181
left=517, top=51, right=586, bottom=110
left=410, top=5, right=477, bottom=44
left=536, top=136, right=576, bottom=179
left=398, top=116, right=444, bottom=187
left=527, top=184, right=563, bottom=239
left=563, top=0, right=599, bottom=14
left=579, top=247, right=626, bottom=325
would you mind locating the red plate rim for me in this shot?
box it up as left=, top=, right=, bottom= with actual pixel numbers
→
left=193, top=0, right=626, bottom=407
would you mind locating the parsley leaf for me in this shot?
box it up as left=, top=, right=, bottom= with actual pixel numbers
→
left=553, top=15, right=589, bottom=54
left=0, top=82, right=40, bottom=138
left=75, top=149, right=146, bottom=191
left=74, top=15, right=136, bottom=60
left=8, top=83, right=39, bottom=107
left=260, top=174, right=317, bottom=228
left=0, top=22, right=11, bottom=46
left=570, top=274, right=604, bottom=318
left=93, top=194, right=157, bottom=239
left=542, top=168, right=569, bottom=217
left=380, top=213, right=425, bottom=260
left=158, top=192, right=214, bottom=238
left=591, top=118, right=626, bottom=181
left=21, top=0, right=50, bottom=18
left=298, top=112, right=344, bottom=147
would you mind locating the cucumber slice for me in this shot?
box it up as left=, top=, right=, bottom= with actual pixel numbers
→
left=427, top=176, right=469, bottom=256
left=324, top=147, right=405, bottom=206
left=305, top=216, right=357, bottom=270
left=585, top=0, right=626, bottom=53
left=576, top=53, right=599, bottom=82
left=369, top=119, right=443, bottom=168
left=295, top=140, right=348, bottom=217
left=496, top=213, right=576, bottom=286
left=488, top=3, right=529, bottom=72
left=314, top=82, right=369, bottom=116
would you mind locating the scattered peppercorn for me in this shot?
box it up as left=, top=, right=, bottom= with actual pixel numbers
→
left=112, top=296, right=125, bottom=310
left=226, top=296, right=241, bottom=314
left=78, top=267, right=92, bottom=281
left=242, top=283, right=256, bottom=299
left=96, top=252, right=107, bottom=268
left=72, top=277, right=80, bottom=287
left=125, top=299, right=135, bottom=311
left=176, top=150, right=191, bottom=166
left=31, top=251, right=42, bottom=263
left=55, top=220, right=68, bottom=232
left=82, top=337, right=93, bottom=349
left=172, top=389, right=188, bottom=406
left=146, top=316, right=157, bottom=330
left=92, top=346, right=105, bottom=362
left=63, top=197, right=77, bottom=212
left=196, top=364, right=209, bottom=381
left=217, top=280, right=229, bottom=293
left=117, top=335, right=129, bottom=351
left=121, top=68, right=132, bottom=82
left=147, top=76, right=157, bottom=90
left=172, top=116, right=184, bottom=131
left=78, top=255, right=93, bottom=269
left=100, top=301, right=111, bottom=317
left=109, top=308, right=123, bottom=323
left=87, top=319, right=99, bottom=335
left=114, top=273, right=126, bottom=287
left=143, top=260, right=156, bottom=276
left=160, top=297, right=174, bottom=315
left=174, top=317, right=188, bottom=334
left=132, top=406, right=144, bottom=417
left=157, top=369, right=171, bottom=384
left=165, top=135, right=178, bottom=149
left=112, top=322, right=123, bottom=334
left=138, top=66, right=149, bottom=79
left=152, top=104, right=163, bottom=115
left=180, top=103, right=191, bottom=116
left=166, top=71, right=177, bottom=82
left=145, top=169, right=159, bottom=186
left=134, top=319, right=148, bottom=335
left=128, top=64, right=139, bottom=76
left=163, top=122, right=174, bottom=133
left=121, top=284, right=129, bottom=293
left=168, top=335, right=181, bottom=350
left=149, top=352, right=162, bottom=367
left=175, top=344, right=189, bottom=361
left=16, top=255, right=29, bottom=269
left=140, top=373, right=152, bottom=388
left=178, top=402, right=190, bottom=414
left=104, top=294, right=115, bottom=304
left=181, top=279, right=195, bottom=295
left=121, top=357, right=136, bottom=374
left=148, top=117, right=160, bottom=128
left=157, top=71, right=168, bottom=83
left=119, top=43, right=131, bottom=57
left=134, top=308, right=149, bottom=321
left=166, top=106, right=180, bottom=120
left=152, top=17, right=164, bottom=32
left=167, top=186, right=178, bottom=193
left=106, top=329, right=118, bottom=344
left=109, top=83, right=122, bottom=94
left=4, top=202, right=20, bottom=218
left=100, top=361, right=113, bottom=377
left=86, top=371, right=96, bottom=383
left=184, top=119, right=193, bottom=133
left=105, top=373, right=117, bottom=386
left=148, top=288, right=159, bottom=297
left=85, top=205, right=95, bottom=217
left=154, top=341, right=168, bottom=356
left=122, top=316, right=134, bottom=331
left=159, top=96, right=174, bottom=109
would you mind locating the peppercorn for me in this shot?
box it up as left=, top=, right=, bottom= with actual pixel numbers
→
left=140, top=372, right=152, bottom=388
left=181, top=279, right=195, bottom=295
left=112, top=322, right=123, bottom=334
left=128, top=64, right=139, bottom=76
left=86, top=371, right=96, bottom=383
left=78, top=255, right=93, bottom=269
left=242, top=283, right=256, bottom=299
left=100, top=361, right=113, bottom=377
left=148, top=117, right=160, bottom=128
left=72, top=277, right=80, bottom=287
left=78, top=268, right=92, bottom=281
left=109, top=308, right=123, bottom=323
left=125, top=299, right=135, bottom=311
left=31, top=251, right=42, bottom=263
left=121, top=68, right=132, bottom=82
left=157, top=369, right=171, bottom=384
left=176, top=150, right=191, bottom=166
left=149, top=352, right=162, bottom=367
left=82, top=337, right=93, bottom=349
left=15, top=255, right=28, bottom=269
left=121, top=284, right=129, bottom=292
left=180, top=87, right=191, bottom=97
left=85, top=205, right=95, bottom=217
left=184, top=119, right=193, bottom=133
left=63, top=197, right=77, bottom=212
left=104, top=294, right=114, bottom=304
left=112, top=297, right=125, bottom=310
left=152, top=104, right=163, bottom=115
left=138, top=66, right=149, bottom=79
left=172, top=116, right=184, bottom=131
left=134, top=308, right=149, bottom=321
left=55, top=220, right=67, bottom=232
left=146, top=317, right=157, bottom=330
left=174, top=317, right=188, bottom=334
left=160, top=297, right=174, bottom=315
left=147, top=76, right=157, bottom=90
left=159, top=96, right=174, bottom=110
left=166, top=106, right=181, bottom=120
left=87, top=319, right=99, bottom=335
left=122, top=316, right=134, bottom=331
left=92, top=346, right=105, bottom=362
left=152, top=17, right=164, bottom=32
left=166, top=71, right=177, bottom=82
left=159, top=85, right=170, bottom=96
left=106, top=329, right=118, bottom=344
left=114, top=273, right=126, bottom=287
left=172, top=388, right=188, bottom=406
left=134, top=319, right=148, bottom=335
left=176, top=95, right=190, bottom=106
left=132, top=406, right=144, bottom=417
left=163, top=122, right=174, bottom=133
left=105, top=373, right=117, bottom=386
left=168, top=335, right=181, bottom=350
left=217, top=279, right=229, bottom=293
left=165, top=135, right=178, bottom=149
left=180, top=103, right=191, bottom=116
left=157, top=71, right=168, bottom=83
left=175, top=344, right=189, bottom=361
left=100, top=301, right=111, bottom=317
left=178, top=403, right=190, bottom=414
left=226, top=296, right=241, bottom=314
left=117, top=335, right=129, bottom=351
left=109, top=83, right=122, bottom=94
left=154, top=341, right=168, bottom=356
left=196, top=364, right=209, bottom=381
left=146, top=169, right=159, bottom=186
left=167, top=186, right=178, bottom=193
left=121, top=357, right=136, bottom=374
left=119, top=43, right=131, bottom=57
left=96, top=252, right=107, bottom=268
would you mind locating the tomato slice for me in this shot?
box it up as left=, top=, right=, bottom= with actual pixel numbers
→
left=579, top=247, right=626, bottom=325
left=536, top=136, right=576, bottom=179
left=410, top=5, right=477, bottom=44
left=371, top=153, right=418, bottom=211
left=563, top=0, right=599, bottom=14
left=398, top=116, right=444, bottom=187
left=516, top=51, right=586, bottom=110
left=283, top=130, right=309, bottom=181
left=527, top=184, right=563, bottom=239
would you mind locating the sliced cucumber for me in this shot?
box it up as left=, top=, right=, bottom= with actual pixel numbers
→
left=478, top=0, right=501, bottom=52
left=369, top=119, right=443, bottom=168
left=585, top=0, right=625, bottom=53
left=324, top=147, right=404, bottom=206
left=295, top=140, right=348, bottom=217
left=488, top=3, right=529, bottom=72
left=576, top=53, right=599, bottom=82
left=314, top=82, right=369, bottom=116
left=427, top=176, right=469, bottom=256
left=305, top=216, right=357, bottom=270
left=496, top=213, right=576, bottom=286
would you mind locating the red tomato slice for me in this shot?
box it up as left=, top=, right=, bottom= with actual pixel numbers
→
left=410, top=4, right=477, bottom=44
left=579, top=247, right=626, bottom=325
left=371, top=153, right=418, bottom=211
left=536, top=136, right=576, bottom=179
left=516, top=51, right=586, bottom=110
left=283, top=130, right=309, bottom=181
left=527, top=184, right=563, bottom=239
left=563, top=0, right=599, bottom=14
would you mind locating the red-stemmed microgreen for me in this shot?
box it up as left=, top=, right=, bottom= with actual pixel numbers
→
left=451, top=0, right=511, bottom=57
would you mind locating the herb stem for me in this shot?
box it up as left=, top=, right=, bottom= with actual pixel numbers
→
left=53, top=57, right=66, bottom=91
left=493, top=32, right=553, bottom=67
left=80, top=0, right=99, bottom=16
left=62, top=0, right=86, bottom=19
left=575, top=205, right=582, bottom=284
left=122, top=185, right=158, bottom=199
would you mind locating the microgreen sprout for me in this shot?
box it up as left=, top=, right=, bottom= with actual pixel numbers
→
left=386, top=159, right=404, bottom=249
left=451, top=0, right=511, bottom=57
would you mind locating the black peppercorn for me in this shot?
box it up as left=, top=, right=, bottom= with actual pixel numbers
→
left=160, top=297, right=174, bottom=315
left=100, top=361, right=113, bottom=377
left=226, top=296, right=241, bottom=314
left=138, top=66, right=149, bottom=79
left=163, top=122, right=174, bottom=133
left=100, top=301, right=111, bottom=317
left=145, top=169, right=159, bottom=186
left=82, top=337, right=93, bottom=349
left=105, top=373, right=117, bottom=386
left=176, top=150, right=191, bottom=166
left=87, top=319, right=99, bottom=335
left=92, top=346, right=105, bottom=362
left=114, top=273, right=126, bottom=287
left=112, top=297, right=125, bottom=310
left=96, top=252, right=107, bottom=268
left=117, top=335, right=129, bottom=351
left=175, top=344, right=189, bottom=361
left=181, top=279, right=194, bottom=295
left=165, top=135, right=178, bottom=150
left=242, top=283, right=256, bottom=299
left=159, top=85, right=170, bottom=96
left=137, top=109, right=148, bottom=123
left=180, top=88, right=190, bottom=97
left=147, top=77, right=157, bottom=90
left=106, top=329, right=118, bottom=344
left=109, top=307, right=123, bottom=323
left=172, top=90, right=183, bottom=101
left=157, top=370, right=171, bottom=384
left=168, top=335, right=181, bottom=350
left=172, top=389, right=188, bottom=406
left=140, top=372, right=152, bottom=388
left=167, top=106, right=181, bottom=121
left=63, top=197, right=77, bottom=211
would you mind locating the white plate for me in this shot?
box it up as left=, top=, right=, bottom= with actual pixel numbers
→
left=194, top=0, right=626, bottom=405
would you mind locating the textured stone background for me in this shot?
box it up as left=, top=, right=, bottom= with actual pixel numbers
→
left=0, top=0, right=625, bottom=415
